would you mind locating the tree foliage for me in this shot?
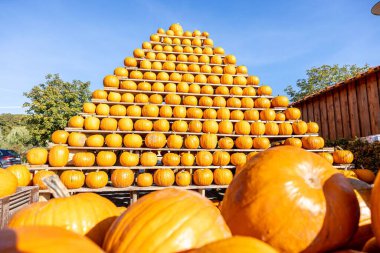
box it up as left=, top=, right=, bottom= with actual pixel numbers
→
left=23, top=74, right=91, bottom=146
left=285, top=64, right=370, bottom=102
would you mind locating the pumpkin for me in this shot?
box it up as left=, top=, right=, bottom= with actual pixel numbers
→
left=86, top=171, right=108, bottom=189
left=200, top=133, right=218, bottom=149
left=221, top=146, right=360, bottom=253
left=167, top=135, right=183, bottom=149
left=119, top=152, right=139, bottom=167
left=96, top=104, right=110, bottom=116
left=68, top=115, right=84, bottom=128
left=227, top=97, right=241, bottom=108
left=213, top=151, right=231, bottom=166
left=126, top=105, right=142, bottom=116
left=110, top=105, right=127, bottom=116
left=203, top=120, right=219, bottom=134
left=124, top=57, right=137, bottom=67
left=217, top=108, right=231, bottom=120
left=319, top=153, right=334, bottom=164
left=284, top=137, right=302, bottom=148
left=152, top=61, right=162, bottom=70
left=32, top=170, right=56, bottom=190
left=60, top=170, right=85, bottom=189
left=219, top=137, right=235, bottom=149
left=242, top=87, right=256, bottom=96
left=0, top=226, right=105, bottom=253
left=254, top=98, right=271, bottom=108
left=201, top=85, right=214, bottom=94
left=278, top=122, right=293, bottom=135
left=152, top=82, right=164, bottom=92
left=123, top=134, right=143, bottom=148
left=247, top=75, right=260, bottom=85
left=292, top=121, right=308, bottom=135
left=134, top=119, right=153, bottom=131
left=162, top=153, right=181, bottom=166
left=235, top=136, right=253, bottom=149
left=49, top=145, right=69, bottom=167
left=285, top=108, right=301, bottom=120
left=230, top=153, right=247, bottom=166
left=173, top=106, right=186, bottom=118
left=189, top=83, right=201, bottom=93
left=363, top=237, right=380, bottom=253
left=73, top=152, right=96, bottom=167
left=196, top=151, right=213, bottom=166
left=84, top=117, right=100, bottom=130
left=138, top=81, right=152, bottom=91
left=241, top=97, right=254, bottom=108
left=157, top=72, right=169, bottom=81
left=0, top=169, right=18, bottom=197
left=118, top=118, right=133, bottom=131
left=140, top=152, right=157, bottom=166
left=153, top=119, right=170, bottom=132
left=235, top=121, right=251, bottom=135
left=221, top=74, right=233, bottom=85
left=354, top=169, right=376, bottom=184
left=257, top=85, right=272, bottom=96
left=160, top=105, right=173, bottom=118
left=230, top=110, right=244, bottom=120
left=302, top=136, right=325, bottom=149
left=96, top=151, right=117, bottom=166
left=120, top=80, right=137, bottom=90
left=51, top=130, right=69, bottom=144
left=105, top=133, right=123, bottom=147
left=213, top=168, right=233, bottom=185
left=244, top=109, right=259, bottom=121
left=154, top=169, right=175, bottom=186
left=224, top=54, right=236, bottom=64
left=203, top=108, right=217, bottom=119
left=100, top=118, right=118, bottom=131
left=265, top=122, right=279, bottom=135
left=83, top=102, right=96, bottom=113
left=271, top=96, right=289, bottom=107
left=260, top=109, right=276, bottom=121
left=189, top=120, right=203, bottom=133
left=108, top=92, right=121, bottom=102
left=184, top=135, right=200, bottom=149
left=92, top=89, right=108, bottom=99
left=86, top=134, right=105, bottom=147
left=181, top=153, right=195, bottom=166
left=133, top=48, right=144, bottom=58
left=131, top=172, right=152, bottom=186
left=307, top=122, right=320, bottom=133
left=111, top=169, right=134, bottom=188
left=176, top=171, right=192, bottom=186
left=333, top=149, right=354, bottom=164
left=252, top=137, right=271, bottom=149
left=187, top=107, right=203, bottom=119
left=68, top=132, right=87, bottom=147
left=9, top=175, right=119, bottom=246
left=26, top=147, right=48, bottom=165
left=250, top=122, right=266, bottom=135
left=188, top=63, right=199, bottom=72
left=247, top=151, right=259, bottom=161
left=103, top=188, right=231, bottom=253
left=172, top=120, right=188, bottom=132
left=218, top=120, right=233, bottom=134
left=145, top=133, right=167, bottom=148
left=194, top=169, right=213, bottom=186
left=275, top=113, right=286, bottom=121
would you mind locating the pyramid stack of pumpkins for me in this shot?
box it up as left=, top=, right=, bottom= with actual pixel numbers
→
left=24, top=23, right=356, bottom=191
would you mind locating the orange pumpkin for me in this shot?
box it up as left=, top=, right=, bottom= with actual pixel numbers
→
left=167, top=135, right=183, bottom=149
left=136, top=173, right=153, bottom=187
left=145, top=133, right=167, bottom=148
left=235, top=121, right=251, bottom=135
left=284, top=137, right=302, bottom=148
left=250, top=122, right=266, bottom=135
left=48, top=145, right=69, bottom=167
left=154, top=169, right=175, bottom=186
left=221, top=146, right=360, bottom=253
left=73, top=152, right=96, bottom=167
left=333, top=150, right=354, bottom=164
left=111, top=169, right=134, bottom=188
left=252, top=137, right=271, bottom=149
left=119, top=152, right=139, bottom=167
left=162, top=153, right=181, bottom=166
left=0, top=169, right=18, bottom=197
left=68, top=132, right=87, bottom=147
left=307, top=122, right=320, bottom=133
left=96, top=151, right=117, bottom=166
left=212, top=151, right=231, bottom=166
left=123, top=134, right=143, bottom=148
left=172, top=120, right=188, bottom=132
left=271, top=96, right=289, bottom=107
left=103, top=188, right=231, bottom=252
left=193, top=169, right=213, bottom=186
left=181, top=153, right=195, bottom=166
left=26, top=147, right=48, bottom=165
left=257, top=85, right=272, bottom=96
left=200, top=133, right=218, bottom=149
left=244, top=109, right=259, bottom=121
left=68, top=115, right=84, bottom=128
left=230, top=153, right=247, bottom=166
left=51, top=130, right=69, bottom=144
left=100, top=118, right=118, bottom=131
left=140, top=152, right=157, bottom=166
left=196, top=151, right=213, bottom=166
left=84, top=117, right=100, bottom=130
left=285, top=108, right=301, bottom=120
left=184, top=135, right=200, bottom=149
left=60, top=170, right=85, bottom=189
left=176, top=170, right=192, bottom=186
left=85, top=171, right=108, bottom=189
left=230, top=110, right=244, bottom=120
left=235, top=136, right=253, bottom=149
left=218, top=137, right=234, bottom=149
left=278, top=122, right=293, bottom=135
left=32, top=170, right=56, bottom=190
left=214, top=168, right=233, bottom=185
left=189, top=120, right=203, bottom=133
left=319, top=153, right=334, bottom=164
left=203, top=120, right=218, bottom=134
left=105, top=133, right=123, bottom=147
left=292, top=121, right=308, bottom=135
left=354, top=169, right=376, bottom=184
left=86, top=134, right=104, bottom=147
left=218, top=120, right=234, bottom=134
left=260, top=109, right=276, bottom=121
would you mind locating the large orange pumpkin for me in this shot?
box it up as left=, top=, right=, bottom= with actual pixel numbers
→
left=103, top=188, right=231, bottom=253
left=221, top=146, right=360, bottom=253
left=48, top=145, right=69, bottom=167
left=0, top=226, right=105, bottom=253
left=26, top=147, right=48, bottom=165
left=370, top=173, right=380, bottom=248
left=7, top=165, right=32, bottom=186
left=0, top=169, right=18, bottom=197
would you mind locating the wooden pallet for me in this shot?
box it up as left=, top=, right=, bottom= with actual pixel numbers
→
left=0, top=186, right=39, bottom=228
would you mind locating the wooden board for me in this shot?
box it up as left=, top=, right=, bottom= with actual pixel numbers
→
left=366, top=73, right=380, bottom=134
left=301, top=105, right=308, bottom=121
left=306, top=101, right=314, bottom=122
left=333, top=89, right=343, bottom=139
left=338, top=87, right=351, bottom=138
left=357, top=77, right=371, bottom=137
left=326, top=91, right=336, bottom=140
left=319, top=95, right=329, bottom=139
left=313, top=99, right=321, bottom=134
left=347, top=81, right=361, bottom=137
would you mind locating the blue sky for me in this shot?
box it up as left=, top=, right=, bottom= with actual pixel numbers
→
left=0, top=0, right=379, bottom=114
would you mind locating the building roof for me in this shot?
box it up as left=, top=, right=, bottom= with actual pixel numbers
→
left=291, top=65, right=380, bottom=106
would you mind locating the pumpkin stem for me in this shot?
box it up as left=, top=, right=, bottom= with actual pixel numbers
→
left=42, top=175, right=70, bottom=198
left=336, top=146, right=343, bottom=150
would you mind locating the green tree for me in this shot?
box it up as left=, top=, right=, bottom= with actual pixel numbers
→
left=23, top=74, right=91, bottom=146
left=285, top=64, right=370, bottom=102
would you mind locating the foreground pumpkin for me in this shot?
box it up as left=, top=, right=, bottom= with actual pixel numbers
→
left=8, top=175, right=120, bottom=246
left=103, top=188, right=231, bottom=253
left=221, top=146, right=360, bottom=253
left=370, top=173, right=380, bottom=248
left=0, top=226, right=104, bottom=253
left=0, top=169, right=18, bottom=197
left=6, top=165, right=32, bottom=186
left=182, top=236, right=278, bottom=253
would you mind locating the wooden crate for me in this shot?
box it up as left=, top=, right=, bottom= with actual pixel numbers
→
left=0, top=186, right=39, bottom=228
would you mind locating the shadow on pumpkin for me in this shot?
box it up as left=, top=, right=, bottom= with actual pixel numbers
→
left=86, top=215, right=118, bottom=246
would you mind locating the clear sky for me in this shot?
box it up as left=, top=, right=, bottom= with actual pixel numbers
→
left=0, top=0, right=379, bottom=114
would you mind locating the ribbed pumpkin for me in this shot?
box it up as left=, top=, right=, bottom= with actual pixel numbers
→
left=152, top=82, right=164, bottom=91
left=85, top=171, right=108, bottom=189
left=160, top=105, right=173, bottom=118
left=333, top=150, right=354, bottom=164
left=96, top=104, right=110, bottom=116
left=123, top=134, right=143, bottom=148
left=193, top=169, right=213, bottom=186
left=244, top=109, right=259, bottom=121
left=49, top=145, right=69, bottom=167
left=284, top=137, right=302, bottom=148
left=105, top=133, right=123, bottom=147
left=172, top=120, right=188, bottom=132
left=230, top=153, right=247, bottom=166
left=26, top=147, right=48, bottom=165
left=165, top=93, right=181, bottom=105
left=96, top=151, right=117, bottom=166
left=221, top=146, right=360, bottom=253
left=275, top=113, right=286, bottom=121
left=260, top=109, right=276, bottom=121
left=60, top=170, right=85, bottom=189
left=73, top=152, right=96, bottom=167
left=278, top=122, right=293, bottom=135
left=126, top=105, right=141, bottom=116
left=68, top=132, right=87, bottom=147
left=162, top=153, right=181, bottom=166
left=32, top=170, right=56, bottom=190
left=119, top=152, right=139, bottom=167
left=265, top=122, right=279, bottom=135
left=218, top=120, right=233, bottom=134
left=120, top=80, right=137, bottom=90
left=214, top=168, right=233, bottom=185
left=307, top=122, right=320, bottom=133
left=184, top=135, right=200, bottom=149
left=203, top=108, right=217, bottom=119
left=111, top=169, right=134, bottom=188
left=134, top=119, right=153, bottom=131
left=92, top=89, right=108, bottom=99
left=219, top=137, right=235, bottom=149
left=100, top=118, right=118, bottom=131
left=235, top=121, right=251, bottom=135
left=241, top=97, right=254, bottom=108
left=107, top=92, right=122, bottom=102
left=302, top=136, right=325, bottom=150
left=153, top=169, right=175, bottom=186
left=176, top=170, right=192, bottom=186
left=110, top=105, right=127, bottom=116
left=285, top=108, right=301, bottom=120
left=196, top=151, right=213, bottom=166
left=319, top=153, right=334, bottom=164
left=250, top=122, right=266, bottom=135
left=0, top=226, right=105, bottom=253
left=103, top=188, right=231, bottom=253
left=227, top=97, right=241, bottom=108
left=167, top=135, right=183, bottom=149
left=181, top=153, right=195, bottom=166
left=217, top=108, right=231, bottom=120
left=152, top=119, right=169, bottom=132
left=212, top=151, right=231, bottom=166
left=292, top=121, right=308, bottom=135
left=247, top=151, right=259, bottom=161
left=230, top=110, right=244, bottom=120
left=51, top=130, right=69, bottom=144
left=145, top=133, right=167, bottom=148
left=254, top=98, right=271, bottom=108
left=235, top=136, right=253, bottom=149
left=183, top=96, right=198, bottom=106
left=189, top=120, right=203, bottom=133
left=200, top=133, right=218, bottom=149
left=135, top=93, right=149, bottom=102
left=118, top=118, right=133, bottom=131
left=140, top=152, right=157, bottom=166
left=247, top=75, right=260, bottom=85
left=84, top=116, right=100, bottom=130
left=353, top=169, right=375, bottom=184
left=86, top=134, right=104, bottom=147
left=142, top=104, right=159, bottom=117
left=0, top=169, right=18, bottom=197
left=83, top=102, right=96, bottom=113
left=257, top=85, right=272, bottom=96
left=253, top=137, right=271, bottom=149
left=187, top=107, right=203, bottom=119
left=173, top=105, right=186, bottom=118
left=203, top=120, right=219, bottom=134
left=271, top=96, right=289, bottom=107
left=68, top=115, right=84, bottom=128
